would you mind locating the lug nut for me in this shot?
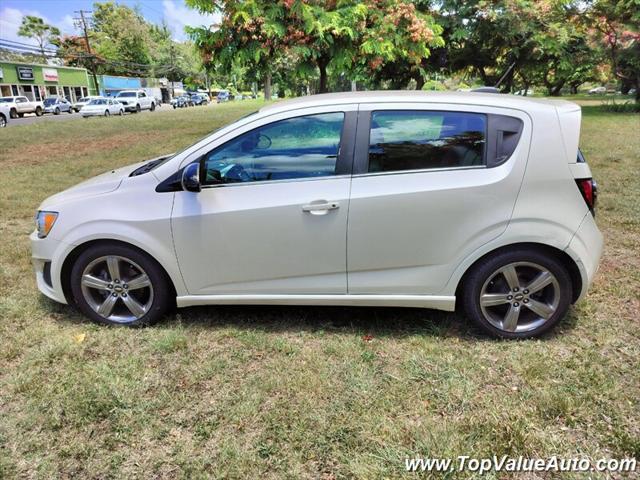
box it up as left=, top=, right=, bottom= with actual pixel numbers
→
left=123, top=284, right=128, bottom=289
left=513, top=287, right=519, bottom=292
left=523, top=289, right=529, bottom=294
left=108, top=284, right=113, bottom=289
left=112, top=292, right=117, bottom=297
left=507, top=295, right=513, bottom=300
left=122, top=293, right=127, bottom=297
left=523, top=299, right=529, bottom=303
left=513, top=302, right=520, bottom=307
left=115, top=279, right=120, bottom=283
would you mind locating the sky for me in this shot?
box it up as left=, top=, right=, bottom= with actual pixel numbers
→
left=0, top=0, right=220, bottom=46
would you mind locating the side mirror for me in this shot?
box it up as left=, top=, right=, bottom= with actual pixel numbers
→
left=181, top=162, right=201, bottom=192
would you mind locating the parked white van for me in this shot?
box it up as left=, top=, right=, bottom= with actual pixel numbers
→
left=31, top=91, right=602, bottom=338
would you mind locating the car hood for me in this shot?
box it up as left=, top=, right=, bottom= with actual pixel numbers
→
left=39, top=161, right=149, bottom=209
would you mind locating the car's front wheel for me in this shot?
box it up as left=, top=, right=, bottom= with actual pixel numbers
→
left=104, top=110, right=110, bottom=117
left=10, top=108, right=18, bottom=119
left=35, top=107, right=43, bottom=116
left=70, top=243, right=172, bottom=326
left=54, top=107, right=60, bottom=115
left=462, top=248, right=572, bottom=339
left=0, top=114, right=6, bottom=128
left=150, top=102, right=155, bottom=111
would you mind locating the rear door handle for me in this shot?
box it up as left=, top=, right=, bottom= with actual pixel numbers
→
left=302, top=201, right=340, bottom=215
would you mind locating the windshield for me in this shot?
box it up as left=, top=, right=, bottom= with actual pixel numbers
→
left=78, top=97, right=89, bottom=102
left=89, top=99, right=107, bottom=105
left=0, top=97, right=15, bottom=103
left=117, top=92, right=136, bottom=97
left=43, top=98, right=57, bottom=106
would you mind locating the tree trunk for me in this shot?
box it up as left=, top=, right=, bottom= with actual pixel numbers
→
left=415, top=75, right=425, bottom=90
left=264, top=72, right=271, bottom=100
left=318, top=60, right=328, bottom=94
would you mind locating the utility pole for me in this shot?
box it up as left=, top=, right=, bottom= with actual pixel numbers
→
left=169, top=43, right=176, bottom=98
left=74, top=10, right=99, bottom=95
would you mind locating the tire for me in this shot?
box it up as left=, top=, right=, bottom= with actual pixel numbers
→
left=119, top=109, right=124, bottom=116
left=18, top=113, right=24, bottom=118
left=10, top=108, right=18, bottom=119
left=0, top=114, right=6, bottom=128
left=104, top=110, right=110, bottom=117
left=150, top=102, right=155, bottom=111
left=68, top=108, right=73, bottom=114
left=35, top=107, right=43, bottom=116
left=462, top=248, right=572, bottom=339
left=70, top=243, right=172, bottom=327
left=54, top=107, right=60, bottom=115
left=135, top=104, right=141, bottom=113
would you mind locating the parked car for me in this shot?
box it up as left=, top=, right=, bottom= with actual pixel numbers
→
left=115, top=90, right=156, bottom=113
left=190, top=93, right=209, bottom=105
left=30, top=91, right=602, bottom=339
left=80, top=98, right=125, bottom=117
left=216, top=90, right=230, bottom=103
left=171, top=95, right=194, bottom=108
left=0, top=96, right=43, bottom=118
left=627, top=88, right=637, bottom=96
left=43, top=97, right=73, bottom=115
left=72, top=96, right=101, bottom=112
left=0, top=103, right=11, bottom=127
left=588, top=86, right=607, bottom=94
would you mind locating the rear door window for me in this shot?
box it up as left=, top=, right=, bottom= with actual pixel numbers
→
left=368, top=110, right=486, bottom=172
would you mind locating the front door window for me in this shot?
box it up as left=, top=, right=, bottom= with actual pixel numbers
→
left=202, top=112, right=344, bottom=185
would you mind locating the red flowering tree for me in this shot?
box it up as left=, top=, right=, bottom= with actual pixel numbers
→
left=186, top=0, right=443, bottom=95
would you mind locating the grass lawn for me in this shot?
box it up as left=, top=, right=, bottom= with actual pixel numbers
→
left=0, top=100, right=638, bottom=479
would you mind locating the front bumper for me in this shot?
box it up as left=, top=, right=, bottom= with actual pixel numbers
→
left=30, top=231, right=70, bottom=304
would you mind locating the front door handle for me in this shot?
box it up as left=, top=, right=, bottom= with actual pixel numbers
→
left=302, top=201, right=340, bottom=215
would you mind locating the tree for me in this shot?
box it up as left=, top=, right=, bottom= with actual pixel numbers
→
left=589, top=0, right=640, bottom=101
left=187, top=0, right=443, bottom=96
left=17, top=15, right=61, bottom=60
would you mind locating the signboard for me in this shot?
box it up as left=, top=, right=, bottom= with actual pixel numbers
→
left=43, top=68, right=59, bottom=82
left=16, top=66, right=34, bottom=81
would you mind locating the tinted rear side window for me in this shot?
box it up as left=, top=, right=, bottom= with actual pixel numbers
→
left=368, top=111, right=486, bottom=173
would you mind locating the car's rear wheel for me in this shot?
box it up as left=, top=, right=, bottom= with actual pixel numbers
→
left=0, top=114, right=6, bottom=128
left=150, top=102, right=155, bottom=111
left=10, top=108, right=18, bottom=119
left=462, top=248, right=572, bottom=339
left=119, top=109, right=124, bottom=116
left=70, top=244, right=172, bottom=326
left=135, top=104, right=141, bottom=113
left=35, top=107, right=43, bottom=116
left=54, top=107, right=60, bottom=115
left=104, top=110, right=110, bottom=117
left=68, top=108, right=73, bottom=114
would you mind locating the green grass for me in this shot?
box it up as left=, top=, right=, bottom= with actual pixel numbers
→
left=1, top=100, right=638, bottom=479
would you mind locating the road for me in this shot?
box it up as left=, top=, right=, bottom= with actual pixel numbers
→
left=3, top=104, right=173, bottom=127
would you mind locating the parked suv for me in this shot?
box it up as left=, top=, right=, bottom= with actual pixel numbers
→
left=0, top=95, right=43, bottom=118
left=31, top=92, right=602, bottom=338
left=114, top=90, right=156, bottom=113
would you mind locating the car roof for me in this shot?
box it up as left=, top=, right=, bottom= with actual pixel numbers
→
left=259, top=90, right=579, bottom=114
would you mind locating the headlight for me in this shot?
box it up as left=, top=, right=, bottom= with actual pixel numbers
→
left=35, top=211, right=58, bottom=238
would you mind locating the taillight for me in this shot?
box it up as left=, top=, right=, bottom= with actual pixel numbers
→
left=576, top=178, right=598, bottom=216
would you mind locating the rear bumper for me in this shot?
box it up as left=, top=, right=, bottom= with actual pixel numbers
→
left=565, top=212, right=604, bottom=302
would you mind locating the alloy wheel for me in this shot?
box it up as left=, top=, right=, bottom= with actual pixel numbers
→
left=80, top=255, right=154, bottom=323
left=479, top=262, right=561, bottom=333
